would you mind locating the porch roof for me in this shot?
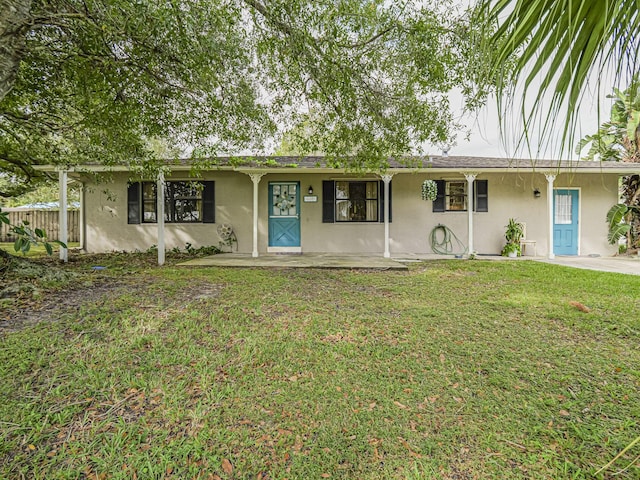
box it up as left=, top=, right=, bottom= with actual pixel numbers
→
left=35, top=155, right=640, bottom=175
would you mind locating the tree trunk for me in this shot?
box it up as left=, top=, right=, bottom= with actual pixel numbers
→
left=0, top=0, right=31, bottom=103
left=623, top=174, right=640, bottom=251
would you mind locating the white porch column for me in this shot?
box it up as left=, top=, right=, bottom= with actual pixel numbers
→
left=249, top=173, right=266, bottom=257
left=156, top=171, right=165, bottom=266
left=79, top=183, right=85, bottom=251
left=58, top=170, right=68, bottom=262
left=545, top=174, right=556, bottom=259
left=464, top=173, right=477, bottom=255
left=381, top=174, right=394, bottom=258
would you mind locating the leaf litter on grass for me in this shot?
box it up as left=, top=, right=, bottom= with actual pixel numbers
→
left=0, top=257, right=639, bottom=478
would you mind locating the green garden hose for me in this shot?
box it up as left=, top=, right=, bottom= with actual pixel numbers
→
left=429, top=224, right=468, bottom=256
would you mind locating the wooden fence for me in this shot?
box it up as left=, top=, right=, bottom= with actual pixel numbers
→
left=0, top=209, right=79, bottom=243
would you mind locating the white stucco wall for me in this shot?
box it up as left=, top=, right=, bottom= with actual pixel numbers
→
left=83, top=171, right=255, bottom=253
left=80, top=170, right=620, bottom=257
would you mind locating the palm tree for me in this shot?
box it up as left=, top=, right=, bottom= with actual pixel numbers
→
left=476, top=0, right=640, bottom=153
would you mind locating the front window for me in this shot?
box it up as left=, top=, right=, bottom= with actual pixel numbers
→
left=433, top=179, right=488, bottom=213
left=142, top=182, right=157, bottom=222
left=129, top=180, right=212, bottom=224
left=335, top=181, right=379, bottom=222
left=445, top=181, right=467, bottom=211
left=166, top=181, right=203, bottom=222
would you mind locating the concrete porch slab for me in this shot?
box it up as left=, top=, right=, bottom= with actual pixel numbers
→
left=178, top=253, right=409, bottom=270
left=178, top=252, right=639, bottom=275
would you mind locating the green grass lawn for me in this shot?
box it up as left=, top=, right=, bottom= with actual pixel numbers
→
left=1, top=254, right=639, bottom=479
left=0, top=242, right=80, bottom=257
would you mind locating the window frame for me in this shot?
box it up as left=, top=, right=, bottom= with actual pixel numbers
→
left=322, top=180, right=392, bottom=223
left=164, top=181, right=204, bottom=223
left=127, top=180, right=215, bottom=224
left=433, top=179, right=488, bottom=213
left=445, top=181, right=467, bottom=211
left=335, top=180, right=379, bottom=223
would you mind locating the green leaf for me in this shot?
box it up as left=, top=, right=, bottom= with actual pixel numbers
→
left=607, top=203, right=629, bottom=229
left=45, top=243, right=53, bottom=255
left=0, top=0, right=480, bottom=183
left=35, top=228, right=46, bottom=239
left=608, top=223, right=631, bottom=245
left=606, top=203, right=633, bottom=245
left=14, top=237, right=23, bottom=252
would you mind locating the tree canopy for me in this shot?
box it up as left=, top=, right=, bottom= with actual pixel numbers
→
left=0, top=0, right=490, bottom=198
left=577, top=76, right=640, bottom=163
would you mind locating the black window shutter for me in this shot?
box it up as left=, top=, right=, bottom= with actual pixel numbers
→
left=127, top=182, right=141, bottom=224
left=322, top=181, right=335, bottom=223
left=432, top=180, right=445, bottom=212
left=474, top=180, right=488, bottom=212
left=202, top=181, right=215, bottom=223
left=378, top=180, right=392, bottom=222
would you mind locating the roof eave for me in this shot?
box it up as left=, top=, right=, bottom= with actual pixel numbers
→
left=33, top=164, right=640, bottom=175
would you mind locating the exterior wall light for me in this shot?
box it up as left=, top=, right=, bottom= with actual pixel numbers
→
left=308, top=186, right=313, bottom=195
left=533, top=188, right=541, bottom=198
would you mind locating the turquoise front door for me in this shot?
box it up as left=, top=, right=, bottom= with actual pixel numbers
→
left=553, top=189, right=579, bottom=255
left=269, top=182, right=301, bottom=248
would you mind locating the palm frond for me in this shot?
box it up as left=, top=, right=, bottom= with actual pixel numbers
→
left=477, top=0, right=640, bottom=155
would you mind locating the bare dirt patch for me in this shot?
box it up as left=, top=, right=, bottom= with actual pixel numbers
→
left=1, top=250, right=221, bottom=334
left=1, top=266, right=225, bottom=335
left=0, top=276, right=154, bottom=335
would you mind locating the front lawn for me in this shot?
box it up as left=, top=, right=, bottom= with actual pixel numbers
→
left=1, top=255, right=639, bottom=478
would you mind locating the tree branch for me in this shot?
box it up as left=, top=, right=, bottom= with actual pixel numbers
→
left=0, top=0, right=32, bottom=102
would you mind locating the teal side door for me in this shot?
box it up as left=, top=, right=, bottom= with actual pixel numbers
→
left=268, top=182, right=301, bottom=247
left=553, top=189, right=579, bottom=255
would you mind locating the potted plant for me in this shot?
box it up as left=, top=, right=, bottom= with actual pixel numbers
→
left=501, top=242, right=520, bottom=258
left=501, top=218, right=524, bottom=257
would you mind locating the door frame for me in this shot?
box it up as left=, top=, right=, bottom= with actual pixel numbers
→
left=553, top=187, right=581, bottom=256
left=267, top=181, right=302, bottom=253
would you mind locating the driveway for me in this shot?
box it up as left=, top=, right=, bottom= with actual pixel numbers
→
left=534, top=255, right=640, bottom=276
